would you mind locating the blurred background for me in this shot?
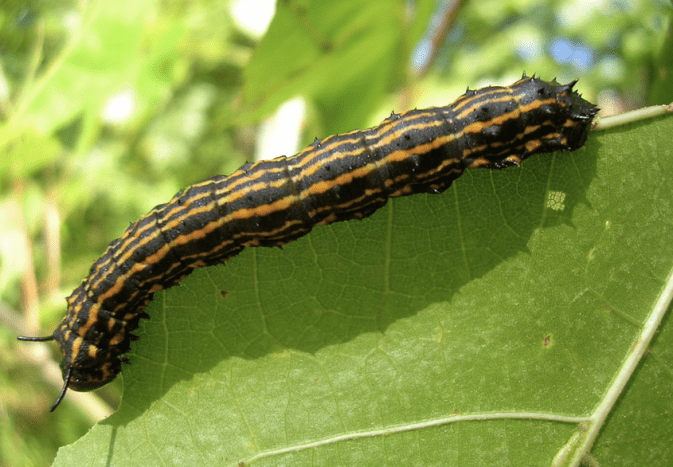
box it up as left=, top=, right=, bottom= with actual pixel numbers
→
left=0, top=0, right=670, bottom=464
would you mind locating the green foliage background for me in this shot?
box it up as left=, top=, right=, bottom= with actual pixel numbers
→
left=0, top=0, right=671, bottom=465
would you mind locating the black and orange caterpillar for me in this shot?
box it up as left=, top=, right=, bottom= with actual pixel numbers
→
left=19, top=75, right=597, bottom=411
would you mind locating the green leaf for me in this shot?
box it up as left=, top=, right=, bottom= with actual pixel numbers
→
left=239, top=0, right=434, bottom=131
left=52, top=113, right=673, bottom=465
left=0, top=128, right=60, bottom=177
left=9, top=0, right=173, bottom=135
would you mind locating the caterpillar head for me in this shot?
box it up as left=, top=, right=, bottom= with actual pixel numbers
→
left=17, top=333, right=124, bottom=411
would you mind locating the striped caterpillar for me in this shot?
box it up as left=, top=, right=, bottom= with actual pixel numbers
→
left=18, top=75, right=597, bottom=411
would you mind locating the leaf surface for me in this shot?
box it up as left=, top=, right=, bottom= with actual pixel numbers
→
left=54, top=115, right=673, bottom=466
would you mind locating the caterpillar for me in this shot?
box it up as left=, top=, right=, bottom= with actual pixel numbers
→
left=18, top=75, right=597, bottom=411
